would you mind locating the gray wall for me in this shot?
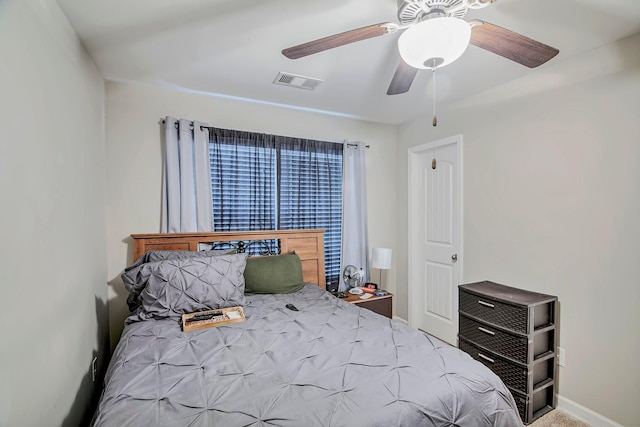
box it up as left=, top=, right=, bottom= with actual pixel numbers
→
left=396, top=33, right=640, bottom=426
left=0, top=1, right=107, bottom=426
left=2, top=1, right=637, bottom=424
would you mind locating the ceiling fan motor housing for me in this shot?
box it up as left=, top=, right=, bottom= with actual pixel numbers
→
left=396, top=0, right=490, bottom=25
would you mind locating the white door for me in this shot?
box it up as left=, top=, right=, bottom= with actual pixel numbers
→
left=408, top=136, right=462, bottom=345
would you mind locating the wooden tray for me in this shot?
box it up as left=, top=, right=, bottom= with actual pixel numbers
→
left=182, top=306, right=246, bottom=332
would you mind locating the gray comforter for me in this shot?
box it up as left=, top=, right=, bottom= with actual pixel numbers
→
left=94, top=285, right=523, bottom=427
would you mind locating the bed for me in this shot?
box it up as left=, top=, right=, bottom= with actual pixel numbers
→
left=93, top=229, right=523, bottom=427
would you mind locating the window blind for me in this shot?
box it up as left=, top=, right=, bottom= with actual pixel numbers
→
left=209, top=128, right=343, bottom=287
left=210, top=139, right=276, bottom=231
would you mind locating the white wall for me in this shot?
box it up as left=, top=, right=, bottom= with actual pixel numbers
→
left=105, top=82, right=398, bottom=347
left=396, top=33, right=640, bottom=426
left=0, top=1, right=107, bottom=426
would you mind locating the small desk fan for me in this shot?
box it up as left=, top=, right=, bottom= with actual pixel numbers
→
left=342, top=265, right=364, bottom=290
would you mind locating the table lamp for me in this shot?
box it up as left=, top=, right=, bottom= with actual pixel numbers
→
left=371, top=247, right=392, bottom=289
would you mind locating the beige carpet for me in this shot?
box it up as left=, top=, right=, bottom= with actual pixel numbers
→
left=529, top=410, right=590, bottom=427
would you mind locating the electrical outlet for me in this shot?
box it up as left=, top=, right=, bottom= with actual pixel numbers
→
left=557, top=347, right=565, bottom=367
left=92, top=356, right=98, bottom=382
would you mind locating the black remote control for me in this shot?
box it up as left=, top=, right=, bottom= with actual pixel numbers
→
left=285, top=304, right=299, bottom=311
left=186, top=313, right=216, bottom=322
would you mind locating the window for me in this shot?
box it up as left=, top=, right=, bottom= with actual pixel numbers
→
left=209, top=128, right=343, bottom=287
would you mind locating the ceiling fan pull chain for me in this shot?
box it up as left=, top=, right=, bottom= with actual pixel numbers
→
left=431, top=60, right=437, bottom=170
left=432, top=60, right=437, bottom=127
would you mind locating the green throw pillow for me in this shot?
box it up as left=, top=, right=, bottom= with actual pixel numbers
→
left=244, top=252, right=304, bottom=294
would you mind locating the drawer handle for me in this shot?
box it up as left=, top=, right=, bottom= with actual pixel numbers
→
left=478, top=353, right=495, bottom=364
left=478, top=326, right=495, bottom=336
left=478, top=300, right=495, bottom=308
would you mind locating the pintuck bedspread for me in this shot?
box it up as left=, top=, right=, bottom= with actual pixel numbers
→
left=93, top=284, right=523, bottom=427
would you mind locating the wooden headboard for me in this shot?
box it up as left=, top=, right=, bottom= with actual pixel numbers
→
left=131, top=229, right=326, bottom=289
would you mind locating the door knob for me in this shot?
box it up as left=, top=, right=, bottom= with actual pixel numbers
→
left=451, top=254, right=458, bottom=262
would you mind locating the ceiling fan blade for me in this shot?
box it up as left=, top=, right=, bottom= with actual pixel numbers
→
left=387, top=59, right=418, bottom=95
left=282, top=23, right=394, bottom=59
left=470, top=21, right=559, bottom=68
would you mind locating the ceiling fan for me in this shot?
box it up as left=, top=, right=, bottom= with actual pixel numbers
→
left=282, top=0, right=559, bottom=96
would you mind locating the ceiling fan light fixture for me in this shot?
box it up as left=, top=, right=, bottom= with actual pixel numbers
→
left=397, top=17, right=471, bottom=69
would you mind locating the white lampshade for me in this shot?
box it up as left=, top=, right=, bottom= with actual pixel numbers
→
left=397, top=17, right=471, bottom=69
left=371, top=248, right=392, bottom=270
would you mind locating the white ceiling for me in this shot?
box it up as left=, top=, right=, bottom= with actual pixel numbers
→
left=57, top=0, right=640, bottom=125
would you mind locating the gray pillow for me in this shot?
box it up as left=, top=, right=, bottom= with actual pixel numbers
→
left=137, top=253, right=248, bottom=320
left=122, top=249, right=234, bottom=298
left=140, top=248, right=235, bottom=263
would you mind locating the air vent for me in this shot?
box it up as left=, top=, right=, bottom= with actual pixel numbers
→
left=273, top=72, right=322, bottom=90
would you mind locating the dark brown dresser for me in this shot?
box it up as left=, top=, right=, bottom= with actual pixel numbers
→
left=458, top=281, right=558, bottom=425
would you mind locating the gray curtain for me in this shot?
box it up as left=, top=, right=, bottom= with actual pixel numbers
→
left=161, top=117, right=214, bottom=233
left=339, top=141, right=369, bottom=291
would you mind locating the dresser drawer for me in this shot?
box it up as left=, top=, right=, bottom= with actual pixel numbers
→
left=460, top=337, right=556, bottom=396
left=510, top=383, right=555, bottom=424
left=459, top=338, right=528, bottom=393
left=459, top=315, right=528, bottom=364
left=459, top=289, right=528, bottom=334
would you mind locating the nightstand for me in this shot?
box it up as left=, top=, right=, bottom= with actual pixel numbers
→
left=344, top=293, right=393, bottom=318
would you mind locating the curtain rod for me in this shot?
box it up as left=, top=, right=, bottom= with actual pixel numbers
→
left=162, top=120, right=369, bottom=148
left=201, top=126, right=369, bottom=148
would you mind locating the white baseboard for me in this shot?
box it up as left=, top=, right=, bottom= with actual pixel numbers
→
left=392, top=315, right=408, bottom=324
left=557, top=395, right=623, bottom=427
